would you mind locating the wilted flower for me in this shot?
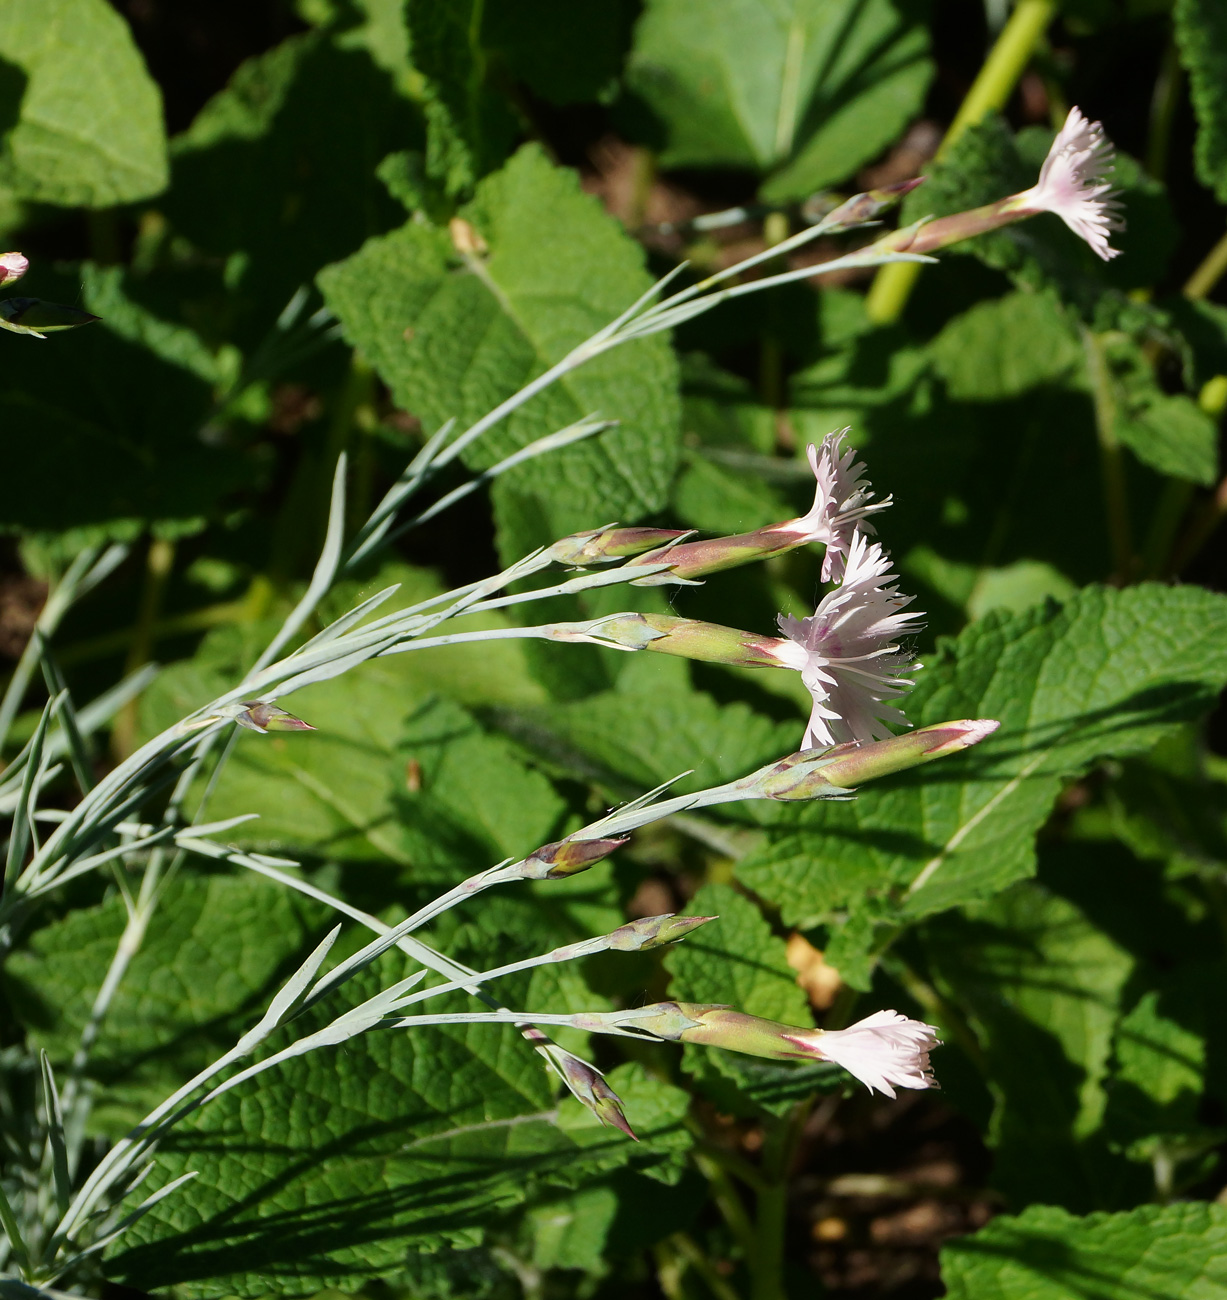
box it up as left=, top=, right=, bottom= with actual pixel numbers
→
left=769, top=532, right=923, bottom=747
left=783, top=1010, right=940, bottom=1099
left=0, top=252, right=29, bottom=284
left=789, top=430, right=891, bottom=581
left=1010, top=106, right=1124, bottom=261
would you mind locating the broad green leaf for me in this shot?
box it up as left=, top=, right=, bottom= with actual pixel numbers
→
left=106, top=951, right=690, bottom=1300
left=627, top=0, right=933, bottom=199
left=482, top=1, right=635, bottom=107
left=0, top=0, right=167, bottom=206
left=1103, top=334, right=1218, bottom=486
left=737, top=585, right=1227, bottom=984
left=664, top=884, right=838, bottom=1115
left=3, top=872, right=322, bottom=1135
left=166, top=33, right=418, bottom=325
left=1110, top=990, right=1205, bottom=1135
left=318, top=144, right=681, bottom=544
left=940, top=1201, right=1227, bottom=1300
left=929, top=290, right=1082, bottom=402
left=405, top=0, right=516, bottom=197
left=1174, top=0, right=1227, bottom=203
left=520, top=685, right=800, bottom=800
left=922, top=881, right=1137, bottom=1210
left=0, top=263, right=245, bottom=537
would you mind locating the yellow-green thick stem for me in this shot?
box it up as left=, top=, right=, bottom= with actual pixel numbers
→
left=865, top=0, right=1058, bottom=324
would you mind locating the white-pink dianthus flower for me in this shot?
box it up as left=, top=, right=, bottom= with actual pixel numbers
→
left=784, top=429, right=890, bottom=582
left=785, top=1011, right=940, bottom=1099
left=1013, top=106, right=1124, bottom=261
left=769, top=532, right=923, bottom=748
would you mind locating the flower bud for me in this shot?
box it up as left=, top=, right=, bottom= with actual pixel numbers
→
left=550, top=1050, right=636, bottom=1139
left=817, top=177, right=925, bottom=232
left=748, top=719, right=1000, bottom=799
left=548, top=526, right=691, bottom=566
left=0, top=252, right=30, bottom=284
left=579, top=1001, right=721, bottom=1040
left=0, top=297, right=100, bottom=338
left=231, top=702, right=316, bottom=734
left=588, top=612, right=785, bottom=669
left=521, top=834, right=629, bottom=880
left=605, top=913, right=717, bottom=952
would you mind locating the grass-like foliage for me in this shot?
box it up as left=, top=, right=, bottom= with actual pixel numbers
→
left=2, top=3, right=1227, bottom=1299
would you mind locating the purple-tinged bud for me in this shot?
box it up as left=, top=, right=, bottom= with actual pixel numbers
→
left=750, top=720, right=1000, bottom=800
left=627, top=530, right=805, bottom=585
left=233, top=702, right=316, bottom=734
left=820, top=177, right=926, bottom=232
left=549, top=526, right=691, bottom=566
left=522, top=834, right=630, bottom=880
left=0, top=252, right=29, bottom=284
left=590, top=612, right=787, bottom=669
left=0, top=297, right=100, bottom=338
left=553, top=1052, right=637, bottom=1139
left=606, top=913, right=717, bottom=952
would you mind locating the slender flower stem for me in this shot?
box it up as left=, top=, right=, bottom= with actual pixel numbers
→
left=750, top=1098, right=812, bottom=1300
left=1184, top=227, right=1227, bottom=301
left=1081, top=329, right=1134, bottom=581
left=112, top=538, right=175, bottom=760
left=670, top=1232, right=743, bottom=1300
left=865, top=0, right=1058, bottom=323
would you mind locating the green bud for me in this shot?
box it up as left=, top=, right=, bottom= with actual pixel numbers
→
left=605, top=913, right=717, bottom=952
left=675, top=1007, right=813, bottom=1061
left=590, top=613, right=785, bottom=669
left=549, top=526, right=690, bottom=566
left=0, top=297, right=100, bottom=338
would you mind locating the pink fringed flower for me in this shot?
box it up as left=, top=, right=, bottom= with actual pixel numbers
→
left=769, top=532, right=923, bottom=748
left=787, top=1011, right=940, bottom=1099
left=0, top=252, right=29, bottom=284
left=1013, top=106, right=1124, bottom=261
left=785, top=429, right=891, bottom=582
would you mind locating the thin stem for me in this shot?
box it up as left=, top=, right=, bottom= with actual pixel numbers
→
left=1184, top=227, right=1227, bottom=301
left=692, top=1151, right=757, bottom=1258
left=1081, top=329, right=1133, bottom=581
left=111, top=538, right=175, bottom=759
left=865, top=0, right=1058, bottom=324
left=670, top=1232, right=743, bottom=1300
left=750, top=1098, right=811, bottom=1300
left=1146, top=40, right=1182, bottom=181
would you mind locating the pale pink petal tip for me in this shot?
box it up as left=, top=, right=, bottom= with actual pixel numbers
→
left=0, top=252, right=30, bottom=284
left=1020, top=106, right=1125, bottom=262
left=792, top=1010, right=941, bottom=1099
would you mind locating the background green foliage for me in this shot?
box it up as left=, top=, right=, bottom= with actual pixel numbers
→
left=3, top=0, right=1227, bottom=1297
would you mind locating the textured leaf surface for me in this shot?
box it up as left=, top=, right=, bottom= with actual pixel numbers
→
left=929, top=291, right=1082, bottom=402
left=107, top=956, right=690, bottom=1299
left=940, top=1201, right=1227, bottom=1300
left=665, top=884, right=838, bottom=1114
left=4, top=873, right=322, bottom=1134
left=0, top=0, right=167, bottom=205
left=923, top=883, right=1136, bottom=1210
left=627, top=0, right=933, bottom=198
left=319, top=144, right=681, bottom=542
left=166, top=32, right=416, bottom=324
left=0, top=263, right=246, bottom=536
left=738, top=585, right=1227, bottom=982
left=1174, top=0, right=1227, bottom=203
